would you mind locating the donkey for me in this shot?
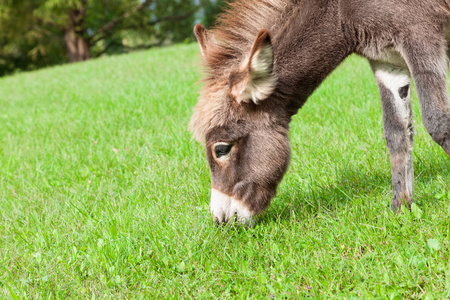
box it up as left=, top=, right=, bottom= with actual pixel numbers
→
left=190, top=0, right=450, bottom=225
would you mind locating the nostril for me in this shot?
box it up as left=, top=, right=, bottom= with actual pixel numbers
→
left=224, top=209, right=238, bottom=223
left=231, top=208, right=238, bottom=217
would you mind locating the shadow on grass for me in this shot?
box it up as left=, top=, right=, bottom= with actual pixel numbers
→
left=259, top=152, right=450, bottom=224
left=414, top=151, right=450, bottom=184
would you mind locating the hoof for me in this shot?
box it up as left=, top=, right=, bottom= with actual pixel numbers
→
left=390, top=196, right=414, bottom=213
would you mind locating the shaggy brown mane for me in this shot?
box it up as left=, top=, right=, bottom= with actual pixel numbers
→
left=205, top=0, right=297, bottom=71
left=190, top=0, right=299, bottom=142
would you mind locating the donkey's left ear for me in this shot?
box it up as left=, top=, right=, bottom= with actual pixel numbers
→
left=233, top=29, right=277, bottom=104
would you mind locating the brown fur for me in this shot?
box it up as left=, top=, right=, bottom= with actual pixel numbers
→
left=190, top=0, right=299, bottom=142
left=191, top=0, right=450, bottom=222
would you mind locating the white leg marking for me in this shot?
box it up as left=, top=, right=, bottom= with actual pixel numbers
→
left=210, top=189, right=254, bottom=226
left=375, top=69, right=410, bottom=121
left=376, top=67, right=414, bottom=198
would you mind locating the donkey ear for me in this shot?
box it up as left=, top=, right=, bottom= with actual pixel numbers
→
left=194, top=24, right=210, bottom=57
left=234, top=29, right=277, bottom=104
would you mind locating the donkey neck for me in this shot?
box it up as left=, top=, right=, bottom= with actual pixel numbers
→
left=273, top=0, right=352, bottom=115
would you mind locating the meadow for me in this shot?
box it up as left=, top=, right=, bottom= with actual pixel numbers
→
left=0, top=43, right=449, bottom=299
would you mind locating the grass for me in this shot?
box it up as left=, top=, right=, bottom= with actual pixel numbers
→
left=0, top=43, right=449, bottom=299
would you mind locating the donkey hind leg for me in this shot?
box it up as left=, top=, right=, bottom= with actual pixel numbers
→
left=401, top=38, right=450, bottom=156
left=371, top=61, right=414, bottom=212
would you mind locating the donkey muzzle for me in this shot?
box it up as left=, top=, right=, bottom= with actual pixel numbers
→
left=210, top=189, right=255, bottom=226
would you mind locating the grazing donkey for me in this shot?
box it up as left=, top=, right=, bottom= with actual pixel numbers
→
left=190, top=0, right=450, bottom=224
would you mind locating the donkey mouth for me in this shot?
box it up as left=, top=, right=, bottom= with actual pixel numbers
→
left=210, top=188, right=255, bottom=227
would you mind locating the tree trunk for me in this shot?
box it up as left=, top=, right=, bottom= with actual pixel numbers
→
left=65, top=4, right=90, bottom=63
left=64, top=29, right=91, bottom=62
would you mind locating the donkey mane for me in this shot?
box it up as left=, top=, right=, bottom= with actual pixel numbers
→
left=190, top=0, right=299, bottom=142
left=205, top=0, right=297, bottom=69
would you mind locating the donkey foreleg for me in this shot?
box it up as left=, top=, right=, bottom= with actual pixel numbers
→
left=371, top=61, right=414, bottom=212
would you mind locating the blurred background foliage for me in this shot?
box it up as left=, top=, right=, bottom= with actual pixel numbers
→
left=0, top=0, right=225, bottom=77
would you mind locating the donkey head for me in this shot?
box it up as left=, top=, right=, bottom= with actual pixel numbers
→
left=190, top=24, right=291, bottom=225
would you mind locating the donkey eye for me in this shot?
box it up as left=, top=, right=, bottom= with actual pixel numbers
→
left=214, top=143, right=233, bottom=158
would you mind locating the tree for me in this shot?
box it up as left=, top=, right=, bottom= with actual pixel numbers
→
left=0, top=0, right=209, bottom=76
left=200, top=0, right=226, bottom=28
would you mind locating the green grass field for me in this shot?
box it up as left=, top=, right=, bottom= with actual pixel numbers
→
left=1, top=43, right=450, bottom=299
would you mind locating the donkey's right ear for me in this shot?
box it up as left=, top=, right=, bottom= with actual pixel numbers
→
left=194, top=24, right=209, bottom=57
